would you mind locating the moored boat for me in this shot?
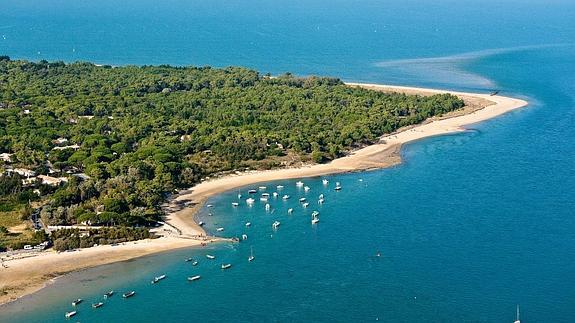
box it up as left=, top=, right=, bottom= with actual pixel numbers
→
left=92, top=302, right=104, bottom=309
left=287, top=208, right=293, bottom=214
left=188, top=275, right=201, bottom=281
left=272, top=221, right=281, bottom=229
left=277, top=185, right=284, bottom=189
left=152, top=274, right=166, bottom=284
left=272, top=192, right=279, bottom=198
left=248, top=246, right=255, bottom=262
left=206, top=254, right=216, bottom=259
left=198, top=221, right=205, bottom=226
left=265, top=203, right=271, bottom=211
left=65, top=311, right=77, bottom=318
left=258, top=186, right=267, bottom=190
left=296, top=181, right=304, bottom=187
left=221, top=263, right=232, bottom=270
left=334, top=182, right=342, bottom=191
left=246, top=197, right=255, bottom=205
left=322, top=179, right=329, bottom=185
left=104, top=291, right=114, bottom=298
left=245, top=222, right=251, bottom=227
left=299, top=197, right=307, bottom=202
left=185, top=257, right=192, bottom=262
left=232, top=202, right=239, bottom=207
left=248, top=189, right=257, bottom=194
left=122, top=291, right=135, bottom=298
left=192, top=261, right=198, bottom=266
left=282, top=194, right=290, bottom=200
left=216, top=227, right=224, bottom=232
left=72, top=299, right=83, bottom=306
left=304, top=186, right=310, bottom=192
left=302, top=202, right=309, bottom=208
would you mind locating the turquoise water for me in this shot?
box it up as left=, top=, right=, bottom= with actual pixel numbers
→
left=1, top=0, right=575, bottom=322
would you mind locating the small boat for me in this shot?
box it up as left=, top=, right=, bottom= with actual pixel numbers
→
left=312, top=217, right=319, bottom=224
left=312, top=211, right=320, bottom=217
left=265, top=203, right=271, bottom=211
left=208, top=213, right=213, bottom=216
left=122, top=291, right=135, bottom=298
left=104, top=291, right=114, bottom=298
left=188, top=275, right=201, bottom=281
left=304, top=186, right=310, bottom=192
left=221, top=263, right=232, bottom=270
left=334, top=182, right=342, bottom=191
left=276, top=185, right=284, bottom=189
left=319, top=194, right=324, bottom=199
left=272, top=221, right=281, bottom=229
left=302, top=202, right=309, bottom=208
left=261, top=193, right=270, bottom=197
left=245, top=222, right=251, bottom=227
left=72, top=299, right=83, bottom=306
left=296, top=181, right=304, bottom=187
left=299, top=197, right=307, bottom=202
left=192, top=261, right=198, bottom=266
left=152, top=274, right=166, bottom=284
left=514, top=305, right=521, bottom=323
left=232, top=202, right=239, bottom=207
left=248, top=189, right=257, bottom=194
left=198, top=221, right=205, bottom=226
left=322, top=179, right=329, bottom=185
left=287, top=208, right=293, bottom=214
left=216, top=227, right=224, bottom=232
left=248, top=246, right=255, bottom=262
left=318, top=198, right=324, bottom=204
left=246, top=198, right=255, bottom=204
left=260, top=197, right=268, bottom=202
left=272, top=192, right=279, bottom=198
left=242, top=234, right=248, bottom=240
left=92, top=302, right=104, bottom=309
left=185, top=257, right=193, bottom=262
left=282, top=195, right=290, bottom=200
left=490, top=90, right=499, bottom=96
left=206, top=254, right=216, bottom=259
left=206, top=204, right=214, bottom=208
left=237, top=193, right=242, bottom=199
left=258, top=186, right=267, bottom=190
left=65, top=311, right=77, bottom=318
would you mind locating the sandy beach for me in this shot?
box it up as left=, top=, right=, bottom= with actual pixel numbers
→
left=0, top=83, right=527, bottom=306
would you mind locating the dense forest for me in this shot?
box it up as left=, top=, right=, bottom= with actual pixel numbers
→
left=0, top=56, right=464, bottom=238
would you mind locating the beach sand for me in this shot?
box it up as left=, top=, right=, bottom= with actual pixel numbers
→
left=0, top=83, right=527, bottom=306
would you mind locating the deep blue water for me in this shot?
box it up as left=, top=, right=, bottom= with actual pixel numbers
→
left=1, top=0, right=575, bottom=322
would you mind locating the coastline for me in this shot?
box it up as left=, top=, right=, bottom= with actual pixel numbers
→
left=166, top=83, right=528, bottom=223
left=0, top=82, right=528, bottom=306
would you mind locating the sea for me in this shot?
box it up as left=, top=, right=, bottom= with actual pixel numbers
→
left=1, top=0, right=574, bottom=322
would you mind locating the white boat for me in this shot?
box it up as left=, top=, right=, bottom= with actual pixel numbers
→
left=65, top=311, right=77, bottom=318
left=312, top=211, right=320, bottom=224
left=260, top=197, right=268, bottom=202
left=318, top=198, right=324, bottom=204
left=206, top=254, right=216, bottom=259
left=188, top=275, right=201, bottom=281
left=245, top=222, right=251, bottom=227
left=312, top=217, right=319, bottom=224
left=122, top=291, right=135, bottom=298
left=152, top=274, right=166, bottom=284
left=216, top=227, right=224, bottom=232
left=248, top=189, right=257, bottom=194
left=232, top=202, right=239, bottom=207
left=265, top=203, right=271, bottom=211
left=296, top=181, right=304, bottom=187
left=221, top=263, right=232, bottom=270
left=198, top=221, right=205, bottom=226
left=302, top=202, right=309, bottom=208
left=248, top=246, right=255, bottom=262
left=72, top=299, right=83, bottom=306
left=277, top=185, right=284, bottom=189
left=192, top=261, right=198, bottom=266
left=261, top=193, right=270, bottom=197
left=514, top=305, right=520, bottom=323
left=258, top=186, right=267, bottom=190
left=287, top=208, right=294, bottom=214
left=304, top=186, right=310, bottom=192
left=104, top=291, right=114, bottom=299
left=246, top=198, right=255, bottom=205
left=242, top=234, right=248, bottom=240
left=282, top=194, right=290, bottom=200
left=92, top=302, right=104, bottom=309
left=272, top=221, right=281, bottom=229
left=334, top=183, right=342, bottom=191
left=299, top=197, right=307, bottom=202
left=312, top=211, right=320, bottom=217
left=272, top=192, right=279, bottom=198
left=319, top=194, right=324, bottom=199
left=206, top=204, right=214, bottom=208
left=322, top=179, right=329, bottom=185
left=237, top=193, right=242, bottom=199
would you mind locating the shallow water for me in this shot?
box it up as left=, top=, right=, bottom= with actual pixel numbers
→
left=1, top=0, right=575, bottom=322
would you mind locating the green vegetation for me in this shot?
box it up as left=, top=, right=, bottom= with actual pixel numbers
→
left=0, top=57, right=464, bottom=231
left=50, top=227, right=154, bottom=251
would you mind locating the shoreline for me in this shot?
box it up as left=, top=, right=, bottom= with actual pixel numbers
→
left=0, top=82, right=528, bottom=306
left=166, top=83, right=528, bottom=228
